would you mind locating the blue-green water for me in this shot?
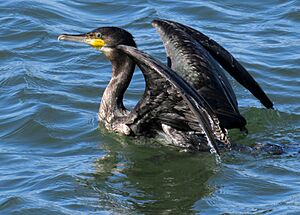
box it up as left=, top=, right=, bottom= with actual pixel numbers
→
left=1, top=1, right=300, bottom=214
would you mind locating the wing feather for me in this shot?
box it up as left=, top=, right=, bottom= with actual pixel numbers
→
left=117, top=45, right=229, bottom=154
left=156, top=19, right=273, bottom=109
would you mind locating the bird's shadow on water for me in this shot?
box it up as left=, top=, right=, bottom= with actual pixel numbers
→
left=84, top=126, right=218, bottom=214
left=78, top=108, right=299, bottom=214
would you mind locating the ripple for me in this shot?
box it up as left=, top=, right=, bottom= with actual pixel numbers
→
left=0, top=196, right=25, bottom=212
left=0, top=0, right=300, bottom=214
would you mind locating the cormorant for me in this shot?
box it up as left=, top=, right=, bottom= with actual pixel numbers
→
left=58, top=19, right=273, bottom=154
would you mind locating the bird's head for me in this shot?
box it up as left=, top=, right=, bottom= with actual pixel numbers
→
left=58, top=27, right=136, bottom=60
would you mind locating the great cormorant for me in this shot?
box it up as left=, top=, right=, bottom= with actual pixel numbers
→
left=58, top=19, right=273, bottom=154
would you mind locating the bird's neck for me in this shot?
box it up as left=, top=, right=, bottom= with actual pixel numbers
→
left=98, top=51, right=135, bottom=124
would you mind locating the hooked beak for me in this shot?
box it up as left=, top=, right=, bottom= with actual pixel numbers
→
left=58, top=34, right=86, bottom=43
left=58, top=33, right=105, bottom=49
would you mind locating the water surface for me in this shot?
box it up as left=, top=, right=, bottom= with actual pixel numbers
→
left=0, top=0, right=299, bottom=214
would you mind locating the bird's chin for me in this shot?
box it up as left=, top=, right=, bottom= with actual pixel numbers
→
left=98, top=45, right=109, bottom=50
left=97, top=46, right=117, bottom=60
left=99, top=46, right=114, bottom=53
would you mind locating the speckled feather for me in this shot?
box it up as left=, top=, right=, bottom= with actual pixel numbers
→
left=118, top=45, right=229, bottom=153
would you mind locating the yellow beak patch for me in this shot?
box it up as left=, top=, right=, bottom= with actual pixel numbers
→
left=86, top=38, right=105, bottom=49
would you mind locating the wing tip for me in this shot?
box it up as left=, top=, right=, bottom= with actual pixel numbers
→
left=264, top=100, right=274, bottom=109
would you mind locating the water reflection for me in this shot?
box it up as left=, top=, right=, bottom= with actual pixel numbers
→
left=91, top=132, right=217, bottom=214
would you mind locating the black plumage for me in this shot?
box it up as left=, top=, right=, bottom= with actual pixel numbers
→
left=58, top=20, right=273, bottom=153
left=152, top=19, right=273, bottom=131
left=162, top=20, right=274, bottom=109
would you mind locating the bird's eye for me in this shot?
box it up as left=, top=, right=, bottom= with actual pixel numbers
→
left=95, top=33, right=102, bottom=38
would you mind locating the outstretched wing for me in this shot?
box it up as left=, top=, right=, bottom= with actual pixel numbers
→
left=117, top=45, right=228, bottom=155
left=154, top=19, right=273, bottom=109
left=152, top=19, right=246, bottom=130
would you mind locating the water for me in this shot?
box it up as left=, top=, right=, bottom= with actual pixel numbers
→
left=0, top=0, right=299, bottom=214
